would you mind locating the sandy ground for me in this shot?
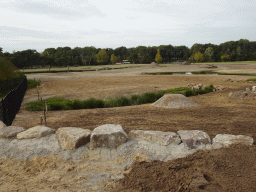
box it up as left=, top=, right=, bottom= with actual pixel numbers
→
left=3, top=63, right=256, bottom=191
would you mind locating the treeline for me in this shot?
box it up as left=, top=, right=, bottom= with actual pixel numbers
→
left=1, top=39, right=256, bottom=69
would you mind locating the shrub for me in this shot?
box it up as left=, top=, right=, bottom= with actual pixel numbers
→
left=131, top=94, right=140, bottom=105
left=82, top=98, right=104, bottom=109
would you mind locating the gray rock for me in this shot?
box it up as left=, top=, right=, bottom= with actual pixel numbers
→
left=252, top=86, right=256, bottom=92
left=56, top=127, right=91, bottom=150
left=177, top=130, right=211, bottom=149
left=0, top=126, right=25, bottom=138
left=17, top=125, right=55, bottom=139
left=212, top=134, right=254, bottom=147
left=90, top=124, right=128, bottom=150
left=0, top=121, right=6, bottom=129
left=229, top=91, right=246, bottom=98
left=129, top=130, right=181, bottom=146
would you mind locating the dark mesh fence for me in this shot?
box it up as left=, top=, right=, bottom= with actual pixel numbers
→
left=0, top=76, right=27, bottom=126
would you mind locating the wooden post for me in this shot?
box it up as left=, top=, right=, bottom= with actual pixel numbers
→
left=37, top=91, right=40, bottom=100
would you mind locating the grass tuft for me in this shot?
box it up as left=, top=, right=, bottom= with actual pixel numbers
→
left=247, top=78, right=256, bottom=81
left=27, top=79, right=40, bottom=89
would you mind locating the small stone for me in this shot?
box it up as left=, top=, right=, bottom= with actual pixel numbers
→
left=0, top=126, right=25, bottom=138
left=129, top=130, right=181, bottom=146
left=17, top=125, right=55, bottom=139
left=212, top=134, right=254, bottom=147
left=245, top=87, right=250, bottom=93
left=56, top=127, right=91, bottom=150
left=177, top=130, right=211, bottom=149
left=90, top=124, right=128, bottom=150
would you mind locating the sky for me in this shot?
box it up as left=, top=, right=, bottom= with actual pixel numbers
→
left=0, top=0, right=255, bottom=53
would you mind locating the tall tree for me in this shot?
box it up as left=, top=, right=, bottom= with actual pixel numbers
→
left=95, top=49, right=109, bottom=64
left=155, top=49, right=163, bottom=63
left=194, top=51, right=203, bottom=63
left=204, top=47, right=214, bottom=62
left=110, top=54, right=118, bottom=64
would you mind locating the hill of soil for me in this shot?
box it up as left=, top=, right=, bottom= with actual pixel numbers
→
left=152, top=94, right=197, bottom=108
left=111, top=144, right=256, bottom=192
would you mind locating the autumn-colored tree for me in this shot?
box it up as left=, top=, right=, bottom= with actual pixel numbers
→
left=194, top=51, right=203, bottom=63
left=110, top=54, right=118, bottom=64
left=221, top=54, right=229, bottom=62
left=155, top=49, right=163, bottom=63
left=95, top=49, right=109, bottom=64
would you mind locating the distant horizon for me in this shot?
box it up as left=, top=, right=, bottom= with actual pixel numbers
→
left=2, top=38, right=255, bottom=54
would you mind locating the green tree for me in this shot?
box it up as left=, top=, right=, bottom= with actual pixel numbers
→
left=95, top=49, right=109, bottom=64
left=221, top=54, right=229, bottom=62
left=204, top=47, right=214, bottom=62
left=155, top=49, right=163, bottom=63
left=194, top=51, right=203, bottom=63
left=110, top=54, right=118, bottom=64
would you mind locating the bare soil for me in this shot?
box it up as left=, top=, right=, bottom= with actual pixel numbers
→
left=5, top=63, right=256, bottom=191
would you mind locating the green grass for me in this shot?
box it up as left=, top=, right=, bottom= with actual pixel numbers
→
left=184, top=85, right=214, bottom=97
left=27, top=79, right=41, bottom=89
left=25, top=85, right=214, bottom=111
left=247, top=78, right=256, bottom=81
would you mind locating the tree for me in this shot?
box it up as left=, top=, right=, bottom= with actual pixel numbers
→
left=155, top=49, right=163, bottom=63
left=110, top=54, right=118, bottom=64
left=204, top=47, right=214, bottom=62
left=194, top=51, right=203, bottom=63
left=95, top=49, right=109, bottom=64
left=0, top=47, right=3, bottom=56
left=221, top=54, right=229, bottom=62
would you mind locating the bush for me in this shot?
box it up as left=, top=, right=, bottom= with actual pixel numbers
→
left=82, top=98, right=104, bottom=109
left=130, top=94, right=140, bottom=105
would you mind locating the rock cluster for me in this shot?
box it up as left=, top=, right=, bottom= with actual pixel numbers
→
left=188, top=83, right=206, bottom=90
left=229, top=86, right=256, bottom=98
left=0, top=121, right=254, bottom=152
left=188, top=83, right=224, bottom=91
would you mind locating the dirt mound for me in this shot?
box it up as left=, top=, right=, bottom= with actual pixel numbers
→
left=148, top=62, right=159, bottom=68
left=181, top=61, right=191, bottom=65
left=152, top=94, right=197, bottom=108
left=113, top=144, right=256, bottom=192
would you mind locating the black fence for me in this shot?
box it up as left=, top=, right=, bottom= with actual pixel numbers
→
left=0, top=76, right=27, bottom=126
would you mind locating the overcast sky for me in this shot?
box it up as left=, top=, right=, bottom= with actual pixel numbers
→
left=0, top=0, right=255, bottom=53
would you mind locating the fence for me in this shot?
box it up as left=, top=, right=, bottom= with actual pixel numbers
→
left=0, top=76, right=27, bottom=126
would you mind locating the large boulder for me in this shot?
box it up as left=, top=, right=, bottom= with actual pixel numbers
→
left=129, top=130, right=181, bottom=146
left=90, top=124, right=128, bottom=150
left=0, top=121, right=6, bottom=129
left=177, top=130, right=211, bottom=149
left=56, top=127, right=91, bottom=150
left=0, top=126, right=25, bottom=138
left=212, top=134, right=254, bottom=147
left=17, top=125, right=55, bottom=139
